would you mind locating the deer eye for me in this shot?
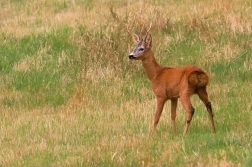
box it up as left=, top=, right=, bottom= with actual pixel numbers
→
left=139, top=48, right=144, bottom=51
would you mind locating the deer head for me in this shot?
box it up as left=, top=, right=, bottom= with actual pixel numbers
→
left=128, top=33, right=152, bottom=60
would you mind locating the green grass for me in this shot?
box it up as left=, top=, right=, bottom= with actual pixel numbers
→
left=1, top=28, right=79, bottom=108
left=0, top=0, right=252, bottom=166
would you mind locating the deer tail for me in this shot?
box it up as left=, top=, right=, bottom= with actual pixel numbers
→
left=188, top=70, right=209, bottom=87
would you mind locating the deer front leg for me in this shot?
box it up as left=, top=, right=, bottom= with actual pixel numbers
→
left=153, top=97, right=166, bottom=132
left=171, top=98, right=178, bottom=133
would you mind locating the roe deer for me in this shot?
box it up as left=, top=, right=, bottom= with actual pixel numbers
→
left=128, top=33, right=216, bottom=135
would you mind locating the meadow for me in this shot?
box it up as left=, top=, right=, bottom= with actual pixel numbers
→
left=0, top=0, right=252, bottom=166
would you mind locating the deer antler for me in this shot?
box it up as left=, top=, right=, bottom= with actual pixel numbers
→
left=146, top=22, right=152, bottom=34
left=144, top=23, right=152, bottom=42
left=140, top=26, right=145, bottom=37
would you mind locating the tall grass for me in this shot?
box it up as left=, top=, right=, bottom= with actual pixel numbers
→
left=0, top=0, right=252, bottom=166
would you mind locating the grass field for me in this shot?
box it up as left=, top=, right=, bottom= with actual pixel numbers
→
left=1, top=0, right=252, bottom=166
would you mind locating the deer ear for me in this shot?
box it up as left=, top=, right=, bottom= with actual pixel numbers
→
left=145, top=34, right=152, bottom=48
left=132, top=33, right=140, bottom=43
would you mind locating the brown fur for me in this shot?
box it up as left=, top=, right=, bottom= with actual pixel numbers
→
left=188, top=69, right=209, bottom=88
left=129, top=33, right=216, bottom=134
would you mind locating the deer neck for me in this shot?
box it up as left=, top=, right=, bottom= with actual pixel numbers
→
left=141, top=50, right=162, bottom=81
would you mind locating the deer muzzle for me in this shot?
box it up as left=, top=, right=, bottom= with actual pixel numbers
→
left=128, top=55, right=136, bottom=60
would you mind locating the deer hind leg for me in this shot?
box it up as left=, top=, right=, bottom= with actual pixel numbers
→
left=197, top=87, right=216, bottom=133
left=180, top=94, right=194, bottom=135
left=153, top=97, right=166, bottom=132
left=171, top=98, right=178, bottom=133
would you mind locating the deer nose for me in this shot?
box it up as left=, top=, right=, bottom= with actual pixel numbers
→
left=129, top=55, right=135, bottom=60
